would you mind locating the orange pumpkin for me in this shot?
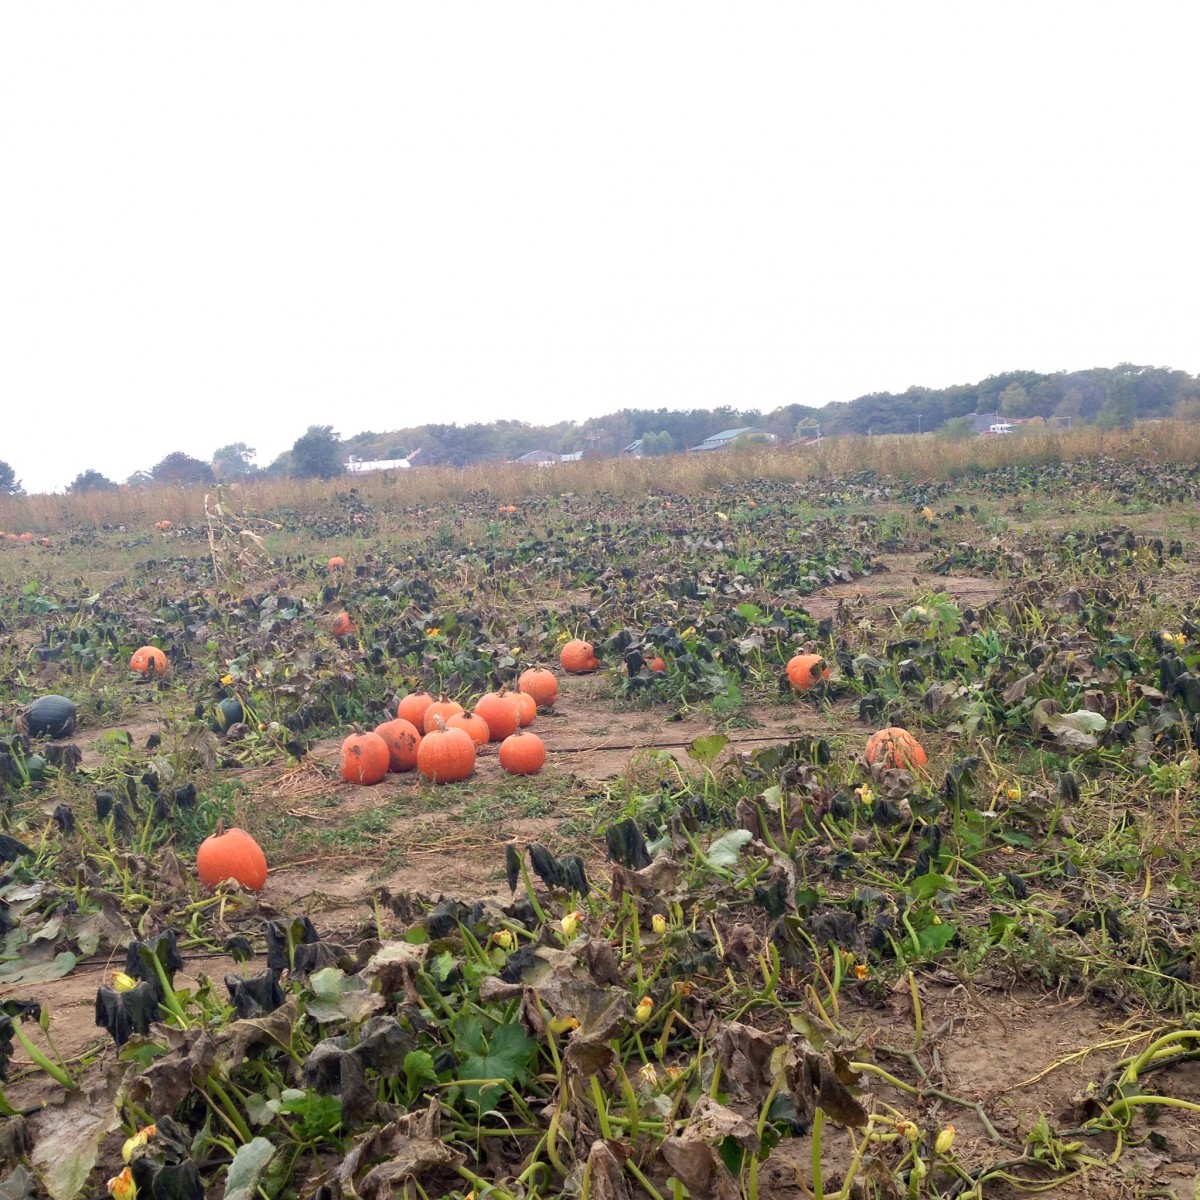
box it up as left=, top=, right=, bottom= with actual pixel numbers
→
left=424, top=695, right=465, bottom=734
left=513, top=691, right=537, bottom=727
left=374, top=718, right=422, bottom=772
left=560, top=639, right=599, bottom=674
left=328, top=556, right=345, bottom=569
left=865, top=727, right=928, bottom=771
left=786, top=653, right=829, bottom=691
left=397, top=692, right=435, bottom=729
left=499, top=729, right=547, bottom=776
left=474, top=689, right=522, bottom=741
left=518, top=667, right=558, bottom=708
left=155, top=520, right=172, bottom=532
left=130, top=646, right=169, bottom=678
left=648, top=656, right=667, bottom=673
left=340, top=731, right=391, bottom=784
left=448, top=711, right=490, bottom=747
left=332, top=612, right=356, bottom=637
left=417, top=721, right=476, bottom=783
left=196, top=827, right=268, bottom=890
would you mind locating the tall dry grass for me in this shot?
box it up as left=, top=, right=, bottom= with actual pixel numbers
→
left=2, top=421, right=1198, bottom=535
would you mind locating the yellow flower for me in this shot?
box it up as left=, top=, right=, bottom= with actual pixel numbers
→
left=107, top=1168, right=137, bottom=1199
left=638, top=1063, right=659, bottom=1087
left=651, top=914, right=668, bottom=935
left=634, top=996, right=654, bottom=1023
left=122, top=1124, right=157, bottom=1162
left=854, top=964, right=870, bottom=980
left=855, top=784, right=875, bottom=806
left=561, top=910, right=582, bottom=938
left=935, top=1124, right=957, bottom=1155
left=426, top=627, right=441, bottom=638
left=921, top=506, right=935, bottom=521
left=112, top=971, right=139, bottom=993
left=895, top=1119, right=920, bottom=1142
left=493, top=929, right=515, bottom=950
left=548, top=1016, right=580, bottom=1035
left=681, top=627, right=696, bottom=640
left=220, top=674, right=233, bottom=686
left=715, top=511, right=729, bottom=522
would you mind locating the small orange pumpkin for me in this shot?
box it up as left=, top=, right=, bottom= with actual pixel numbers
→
left=648, top=656, right=666, bottom=673
left=374, top=718, right=422, bottom=772
left=340, top=731, right=391, bottom=784
left=517, top=667, right=559, bottom=708
left=474, top=689, right=522, bottom=741
left=560, top=639, right=599, bottom=674
left=424, top=694, right=465, bottom=734
left=155, top=520, right=172, bottom=532
left=332, top=612, right=356, bottom=637
left=397, top=692, right=435, bottom=729
left=786, top=653, right=829, bottom=691
left=328, top=556, right=345, bottom=569
left=448, top=711, right=491, bottom=747
left=417, top=721, right=476, bottom=783
left=196, top=827, right=268, bottom=890
left=499, top=729, right=547, bottom=775
left=130, top=646, right=169, bottom=678
left=513, top=691, right=537, bottom=727
left=865, top=727, right=928, bottom=771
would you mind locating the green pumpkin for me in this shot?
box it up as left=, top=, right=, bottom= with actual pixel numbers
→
left=23, top=695, right=77, bottom=738
left=214, top=697, right=246, bottom=731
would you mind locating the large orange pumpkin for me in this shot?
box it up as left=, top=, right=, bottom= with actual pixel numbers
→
left=786, top=653, right=829, bottom=691
left=475, top=689, right=522, bottom=741
left=374, top=718, right=422, bottom=772
left=130, top=646, right=169, bottom=678
left=517, top=667, right=558, bottom=708
left=499, top=729, right=546, bottom=776
left=560, top=639, right=599, bottom=674
left=340, top=731, right=391, bottom=784
left=332, top=612, right=356, bottom=637
left=417, top=722, right=476, bottom=783
left=865, top=727, right=928, bottom=771
left=424, top=695, right=465, bottom=734
left=196, top=827, right=268, bottom=891
left=328, top=556, right=346, bottom=569
left=397, top=692, right=435, bottom=729
left=448, top=711, right=491, bottom=747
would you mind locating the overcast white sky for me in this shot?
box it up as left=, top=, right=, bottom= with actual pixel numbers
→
left=4, top=4, right=1199, bottom=493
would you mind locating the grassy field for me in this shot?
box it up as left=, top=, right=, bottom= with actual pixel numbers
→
left=1, top=425, right=1199, bottom=1199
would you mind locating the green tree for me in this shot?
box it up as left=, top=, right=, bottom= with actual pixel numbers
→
left=151, top=452, right=215, bottom=486
left=290, top=425, right=343, bottom=479
left=66, top=469, right=119, bottom=493
left=641, top=431, right=674, bottom=456
left=998, top=382, right=1034, bottom=418
left=0, top=461, right=21, bottom=496
left=212, top=442, right=257, bottom=479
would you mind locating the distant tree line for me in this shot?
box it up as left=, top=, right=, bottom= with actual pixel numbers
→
left=30, top=363, right=1200, bottom=494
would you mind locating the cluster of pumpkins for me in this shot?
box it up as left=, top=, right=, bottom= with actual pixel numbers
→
left=0, top=530, right=50, bottom=546
left=339, top=667, right=559, bottom=786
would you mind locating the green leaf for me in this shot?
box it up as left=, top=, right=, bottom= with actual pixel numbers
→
left=404, top=1050, right=438, bottom=1095
left=0, top=950, right=77, bottom=985
left=705, top=829, right=752, bottom=869
left=688, top=733, right=728, bottom=768
left=908, top=872, right=956, bottom=902
left=917, top=922, right=957, bottom=954
left=458, top=1022, right=536, bottom=1114
left=223, top=1137, right=277, bottom=1200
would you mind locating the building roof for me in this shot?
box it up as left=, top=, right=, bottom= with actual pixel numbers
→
left=517, top=449, right=560, bottom=464
left=690, top=427, right=772, bottom=451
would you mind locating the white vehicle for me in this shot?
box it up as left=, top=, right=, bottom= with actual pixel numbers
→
left=989, top=422, right=1014, bottom=435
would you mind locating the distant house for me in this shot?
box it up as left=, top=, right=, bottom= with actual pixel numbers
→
left=689, top=427, right=779, bottom=453
left=559, top=451, right=583, bottom=463
left=516, top=450, right=560, bottom=465
left=345, top=456, right=411, bottom=474
left=620, top=439, right=645, bottom=458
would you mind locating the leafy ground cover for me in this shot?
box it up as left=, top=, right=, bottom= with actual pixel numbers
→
left=0, top=446, right=1199, bottom=1198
